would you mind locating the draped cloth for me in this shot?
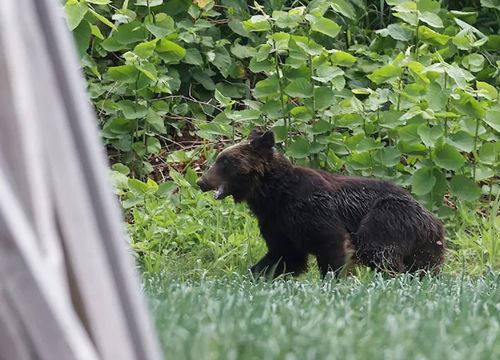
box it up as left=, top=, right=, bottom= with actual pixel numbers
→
left=0, top=0, right=162, bottom=359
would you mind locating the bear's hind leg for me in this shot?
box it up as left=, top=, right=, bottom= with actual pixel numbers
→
left=356, top=246, right=405, bottom=275
left=353, top=198, right=413, bottom=275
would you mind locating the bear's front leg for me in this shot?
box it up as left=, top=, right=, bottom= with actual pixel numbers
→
left=250, top=251, right=307, bottom=279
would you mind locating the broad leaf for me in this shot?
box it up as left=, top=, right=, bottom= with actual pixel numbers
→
left=418, top=11, right=444, bottom=28
left=309, top=16, right=341, bottom=39
left=450, top=175, right=481, bottom=202
left=417, top=124, right=443, bottom=148
left=287, top=136, right=310, bottom=159
left=65, top=0, right=88, bottom=31
left=330, top=0, right=356, bottom=20
left=411, top=167, right=436, bottom=195
left=432, top=143, right=465, bottom=171
left=367, top=64, right=403, bottom=84
left=285, top=78, right=314, bottom=98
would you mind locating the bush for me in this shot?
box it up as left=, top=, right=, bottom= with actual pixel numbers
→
left=68, top=0, right=498, bottom=214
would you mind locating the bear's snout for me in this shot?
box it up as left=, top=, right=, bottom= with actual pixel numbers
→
left=197, top=177, right=212, bottom=192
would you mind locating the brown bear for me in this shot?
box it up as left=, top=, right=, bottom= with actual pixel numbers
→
left=197, top=130, right=446, bottom=278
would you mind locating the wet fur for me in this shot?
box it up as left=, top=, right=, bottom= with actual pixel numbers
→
left=198, top=131, right=446, bottom=279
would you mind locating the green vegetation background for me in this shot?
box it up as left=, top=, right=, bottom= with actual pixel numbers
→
left=66, top=1, right=499, bottom=358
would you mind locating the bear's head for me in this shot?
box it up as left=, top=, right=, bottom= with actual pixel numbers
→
left=197, top=130, right=277, bottom=202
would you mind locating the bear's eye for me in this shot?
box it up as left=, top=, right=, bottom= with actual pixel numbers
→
left=218, top=156, right=231, bottom=167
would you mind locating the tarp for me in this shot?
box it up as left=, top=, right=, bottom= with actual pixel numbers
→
left=0, top=0, right=162, bottom=359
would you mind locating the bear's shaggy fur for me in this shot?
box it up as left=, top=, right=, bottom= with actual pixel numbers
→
left=197, top=130, right=446, bottom=278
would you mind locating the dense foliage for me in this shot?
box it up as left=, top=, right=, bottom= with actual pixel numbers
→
left=67, top=0, right=499, bottom=214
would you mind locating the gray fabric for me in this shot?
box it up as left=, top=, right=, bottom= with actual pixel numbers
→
left=0, top=0, right=162, bottom=359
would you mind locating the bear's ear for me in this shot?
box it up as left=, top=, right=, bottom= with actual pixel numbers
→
left=248, top=128, right=263, bottom=141
left=250, top=130, right=275, bottom=150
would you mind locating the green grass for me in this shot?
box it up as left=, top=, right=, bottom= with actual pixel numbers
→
left=147, top=274, right=500, bottom=360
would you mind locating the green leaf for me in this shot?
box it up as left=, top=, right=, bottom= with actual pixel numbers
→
left=107, top=65, right=139, bottom=83
left=146, top=109, right=166, bottom=133
left=101, top=37, right=127, bottom=51
left=133, top=39, right=157, bottom=59
left=447, top=131, right=475, bottom=152
left=156, top=39, right=186, bottom=62
left=128, top=178, right=149, bottom=195
left=454, top=93, right=485, bottom=119
left=418, top=11, right=444, bottom=28
left=313, top=65, right=344, bottom=83
left=146, top=137, right=161, bottom=154
left=425, top=82, right=449, bottom=111
left=445, top=65, right=475, bottom=89
left=481, top=0, right=500, bottom=10
left=314, top=87, right=335, bottom=110
left=90, top=24, right=104, bottom=40
left=231, top=43, right=257, bottom=59
left=411, top=167, right=436, bottom=196
left=285, top=78, right=314, bottom=98
left=191, top=69, right=215, bottom=90
left=290, top=106, right=313, bottom=121
left=311, top=120, right=332, bottom=134
left=88, top=8, right=115, bottom=29
left=347, top=152, right=372, bottom=170
left=433, top=143, right=465, bottom=171
left=418, top=26, right=450, bottom=46
left=375, top=146, right=401, bottom=167
left=450, top=175, right=481, bottom=202
left=377, top=23, right=414, bottom=41
left=183, top=48, right=204, bottom=65
left=462, top=54, right=485, bottom=72
left=136, top=0, right=163, bottom=6
left=112, top=163, right=130, bottom=175
left=113, top=22, right=147, bottom=44
left=213, top=47, right=232, bottom=77
left=453, top=35, right=472, bottom=50
left=393, top=12, right=418, bottom=26
left=73, top=21, right=91, bottom=58
left=478, top=142, right=498, bottom=165
left=86, top=0, right=111, bottom=4
left=118, top=100, right=147, bottom=120
left=417, top=124, right=443, bottom=148
left=273, top=10, right=302, bottom=29
left=331, top=51, right=357, bottom=66
left=226, top=109, right=261, bottom=122
left=216, top=83, right=247, bottom=99
left=145, top=13, right=175, bottom=38
left=367, top=64, right=403, bottom=84
left=290, top=36, right=323, bottom=56
left=309, top=16, right=341, bottom=39
left=156, top=181, right=177, bottom=197
left=253, top=76, right=280, bottom=100
left=484, top=109, right=500, bottom=132
left=330, top=0, right=356, bottom=20
left=476, top=81, right=498, bottom=100
left=356, top=138, right=384, bottom=152
left=214, top=90, right=233, bottom=108
left=286, top=136, right=310, bottom=159
left=65, top=0, right=88, bottom=31
left=243, top=15, right=271, bottom=32
left=379, top=111, right=404, bottom=129
left=136, top=63, right=158, bottom=81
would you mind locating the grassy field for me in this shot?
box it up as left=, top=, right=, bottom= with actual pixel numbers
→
left=147, top=274, right=500, bottom=360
